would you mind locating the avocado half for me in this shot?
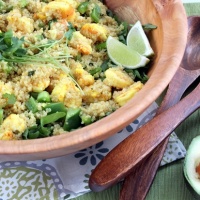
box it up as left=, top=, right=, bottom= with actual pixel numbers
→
left=184, top=135, right=200, bottom=197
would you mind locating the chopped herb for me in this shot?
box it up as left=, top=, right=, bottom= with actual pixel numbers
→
left=0, top=30, right=27, bottom=59
left=75, top=53, right=82, bottom=61
left=100, top=59, right=109, bottom=72
left=2, top=93, right=16, bottom=105
left=142, top=23, right=157, bottom=31
left=89, top=67, right=102, bottom=75
left=118, top=22, right=129, bottom=44
left=106, top=9, right=114, bottom=18
left=96, top=42, right=106, bottom=51
left=0, top=108, right=3, bottom=125
left=0, top=30, right=71, bottom=75
left=48, top=18, right=57, bottom=30
left=124, top=68, right=149, bottom=83
left=65, top=22, right=76, bottom=41
left=28, top=70, right=35, bottom=76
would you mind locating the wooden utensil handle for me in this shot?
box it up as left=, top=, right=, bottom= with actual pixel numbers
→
left=89, top=83, right=200, bottom=192
left=120, top=67, right=200, bottom=200
left=120, top=138, right=169, bottom=200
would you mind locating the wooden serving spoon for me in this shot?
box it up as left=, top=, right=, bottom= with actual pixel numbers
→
left=119, top=16, right=200, bottom=200
left=89, top=16, right=200, bottom=193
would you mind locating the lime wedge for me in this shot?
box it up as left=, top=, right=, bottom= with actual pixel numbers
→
left=127, top=21, right=154, bottom=57
left=106, top=36, right=149, bottom=69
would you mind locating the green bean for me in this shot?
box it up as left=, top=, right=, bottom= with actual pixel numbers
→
left=91, top=4, right=101, bottom=23
left=45, top=102, right=67, bottom=114
left=0, top=108, right=3, bottom=125
left=77, top=1, right=89, bottom=14
left=41, top=112, right=66, bottom=126
left=30, top=92, right=38, bottom=99
left=37, top=91, right=51, bottom=102
left=39, top=126, right=52, bottom=137
left=22, top=126, right=40, bottom=139
left=63, top=108, right=81, bottom=131
left=25, top=97, right=38, bottom=113
left=81, top=114, right=93, bottom=125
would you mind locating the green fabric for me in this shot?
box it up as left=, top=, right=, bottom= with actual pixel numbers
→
left=73, top=3, right=200, bottom=200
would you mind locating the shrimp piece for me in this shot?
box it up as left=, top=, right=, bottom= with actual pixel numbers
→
left=104, top=67, right=134, bottom=89
left=51, top=77, right=82, bottom=108
left=42, top=1, right=75, bottom=21
left=80, top=23, right=108, bottom=43
left=68, top=31, right=92, bottom=55
left=70, top=62, right=95, bottom=88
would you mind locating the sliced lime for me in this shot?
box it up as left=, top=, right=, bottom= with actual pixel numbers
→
left=127, top=21, right=154, bottom=57
left=106, top=36, right=149, bottom=69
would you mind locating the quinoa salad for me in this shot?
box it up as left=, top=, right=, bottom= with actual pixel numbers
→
left=0, top=0, right=146, bottom=140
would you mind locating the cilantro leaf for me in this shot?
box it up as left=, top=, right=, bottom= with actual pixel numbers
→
left=65, top=22, right=76, bottom=41
left=142, top=23, right=157, bottom=31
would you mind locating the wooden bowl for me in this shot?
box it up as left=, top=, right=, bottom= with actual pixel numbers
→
left=0, top=0, right=187, bottom=161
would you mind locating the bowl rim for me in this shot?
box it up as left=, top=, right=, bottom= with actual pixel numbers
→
left=0, top=0, right=188, bottom=161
